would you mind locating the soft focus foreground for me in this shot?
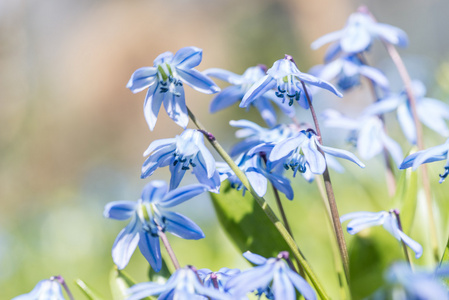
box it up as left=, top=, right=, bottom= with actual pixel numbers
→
left=2, top=0, right=449, bottom=299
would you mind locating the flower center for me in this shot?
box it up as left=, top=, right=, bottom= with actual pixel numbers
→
left=157, top=63, right=183, bottom=96
left=275, top=75, right=302, bottom=106
left=283, top=150, right=307, bottom=176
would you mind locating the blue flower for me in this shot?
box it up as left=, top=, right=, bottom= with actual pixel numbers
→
left=322, top=109, right=403, bottom=166
left=311, top=10, right=408, bottom=60
left=400, top=138, right=449, bottom=183
left=127, top=47, right=220, bottom=130
left=340, top=210, right=423, bottom=258
left=12, top=278, right=65, bottom=300
left=217, top=153, right=294, bottom=200
left=141, top=129, right=221, bottom=192
left=367, top=80, right=449, bottom=145
left=310, top=54, right=389, bottom=92
left=374, top=262, right=449, bottom=299
left=205, top=66, right=295, bottom=127
left=268, top=130, right=365, bottom=176
left=225, top=251, right=316, bottom=300
left=197, top=268, right=241, bottom=293
left=104, top=181, right=207, bottom=271
left=127, top=266, right=230, bottom=300
left=241, top=55, right=342, bottom=110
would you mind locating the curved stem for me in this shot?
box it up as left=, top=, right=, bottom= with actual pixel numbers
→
left=301, top=81, right=350, bottom=282
left=52, top=275, right=74, bottom=300
left=158, top=225, right=181, bottom=270
left=187, top=107, right=329, bottom=300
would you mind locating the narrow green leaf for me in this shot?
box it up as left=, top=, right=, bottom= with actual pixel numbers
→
left=209, top=181, right=290, bottom=258
left=75, top=279, right=104, bottom=300
left=440, top=238, right=449, bottom=264
left=109, top=267, right=153, bottom=300
left=148, top=258, right=172, bottom=284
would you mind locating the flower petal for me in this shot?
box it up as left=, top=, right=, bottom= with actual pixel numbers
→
left=127, top=67, right=158, bottom=93
left=176, top=68, right=220, bottom=94
left=397, top=104, right=416, bottom=144
left=209, top=86, right=244, bottom=113
left=127, top=282, right=167, bottom=300
left=160, top=184, right=208, bottom=207
left=253, top=98, right=277, bottom=127
left=163, top=87, right=189, bottom=129
left=144, top=83, right=164, bottom=131
left=112, top=215, right=141, bottom=270
left=141, top=181, right=168, bottom=203
left=311, top=30, right=345, bottom=50
left=411, top=142, right=449, bottom=170
left=169, top=163, right=187, bottom=190
left=138, top=230, right=162, bottom=272
left=171, top=46, right=203, bottom=69
left=345, top=211, right=387, bottom=234
left=286, top=269, right=317, bottom=300
left=203, top=68, right=243, bottom=85
left=240, top=75, right=276, bottom=107
left=144, top=138, right=177, bottom=157
left=340, top=26, right=371, bottom=53
left=243, top=251, right=268, bottom=265
left=272, top=268, right=295, bottom=300
left=269, top=134, right=305, bottom=163
left=104, top=201, right=138, bottom=220
left=163, top=210, right=205, bottom=240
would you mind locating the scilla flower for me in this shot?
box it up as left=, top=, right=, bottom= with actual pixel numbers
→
left=225, top=251, right=316, bottom=300
left=197, top=268, right=241, bottom=292
left=127, top=266, right=230, bottom=300
left=400, top=138, right=449, bottom=183
left=341, top=210, right=423, bottom=258
left=141, top=129, right=221, bottom=192
left=104, top=181, right=207, bottom=271
left=127, top=47, right=220, bottom=130
left=205, top=66, right=295, bottom=127
left=241, top=55, right=342, bottom=110
left=268, top=130, right=365, bottom=176
left=311, top=9, right=408, bottom=60
left=13, top=277, right=66, bottom=300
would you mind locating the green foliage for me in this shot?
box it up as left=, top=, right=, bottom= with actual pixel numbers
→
left=209, top=182, right=290, bottom=259
left=109, top=267, right=153, bottom=300
left=148, top=258, right=171, bottom=284
left=75, top=279, right=104, bottom=300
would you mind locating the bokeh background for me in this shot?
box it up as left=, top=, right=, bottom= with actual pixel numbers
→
left=2, top=0, right=449, bottom=298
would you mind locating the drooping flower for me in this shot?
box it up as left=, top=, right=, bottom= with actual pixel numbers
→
left=340, top=210, right=423, bottom=258
left=127, top=47, right=220, bottom=130
left=399, top=138, right=449, bottom=183
left=141, top=129, right=221, bottom=192
left=225, top=251, right=316, bottom=300
left=12, top=278, right=65, bottom=300
left=363, top=80, right=449, bottom=145
left=311, top=9, right=408, bottom=60
left=104, top=181, right=207, bottom=271
left=310, top=54, right=389, bottom=92
left=241, top=55, right=342, bottom=110
left=372, top=262, right=449, bottom=300
left=204, top=66, right=295, bottom=127
left=268, top=130, right=365, bottom=176
left=127, top=266, right=230, bottom=300
left=197, top=268, right=241, bottom=293
left=322, top=109, right=403, bottom=166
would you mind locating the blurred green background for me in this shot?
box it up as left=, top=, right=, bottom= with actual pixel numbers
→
left=2, top=0, right=449, bottom=298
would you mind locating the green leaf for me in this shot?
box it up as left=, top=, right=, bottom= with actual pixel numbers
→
left=148, top=257, right=172, bottom=284
left=109, top=267, right=153, bottom=300
left=75, top=279, right=104, bottom=300
left=209, top=181, right=290, bottom=259
left=441, top=238, right=449, bottom=264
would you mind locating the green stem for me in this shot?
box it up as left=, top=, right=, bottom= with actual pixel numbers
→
left=187, top=107, right=329, bottom=300
left=393, top=210, right=414, bottom=270
left=157, top=225, right=181, bottom=270
left=301, top=81, right=350, bottom=282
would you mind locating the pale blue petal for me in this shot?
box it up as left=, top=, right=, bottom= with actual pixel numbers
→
left=417, top=98, right=449, bottom=136
left=154, top=51, right=174, bottom=65
left=266, top=172, right=293, bottom=200
left=141, top=147, right=175, bottom=178
left=324, top=42, right=342, bottom=62
left=254, top=98, right=277, bottom=127
left=311, top=30, right=345, bottom=50
left=363, top=96, right=401, bottom=117
left=203, top=68, right=243, bottom=85
left=141, top=181, right=168, bottom=203
left=272, top=269, right=295, bottom=300
left=371, top=23, right=409, bottom=47
left=163, top=211, right=205, bottom=240
left=241, top=75, right=276, bottom=107
left=397, top=104, right=416, bottom=144
left=359, top=65, right=389, bottom=89
left=341, top=211, right=384, bottom=223
left=197, top=139, right=216, bottom=178
left=112, top=215, right=141, bottom=269
left=381, top=132, right=404, bottom=167
left=357, top=117, right=384, bottom=160
left=267, top=59, right=300, bottom=79
left=400, top=151, right=446, bottom=169
left=192, top=156, right=221, bottom=193
left=226, top=264, right=274, bottom=296
left=346, top=212, right=387, bottom=234
left=302, top=138, right=326, bottom=174
left=104, top=201, right=138, bottom=220
left=286, top=269, right=317, bottom=300
left=160, top=184, right=208, bottom=207
left=169, top=163, right=187, bottom=190
left=322, top=109, right=359, bottom=130
left=143, top=138, right=176, bottom=157
left=12, top=280, right=65, bottom=300
left=229, top=119, right=264, bottom=135
left=138, top=230, right=162, bottom=272
left=243, top=251, right=268, bottom=265
left=246, top=164, right=267, bottom=198
left=209, top=86, right=244, bottom=113
left=325, top=155, right=344, bottom=173
left=341, top=27, right=371, bottom=53
left=269, top=134, right=305, bottom=162
left=143, top=82, right=163, bottom=131
left=247, top=143, right=274, bottom=157
left=268, top=93, right=296, bottom=117
left=317, top=59, right=345, bottom=81
left=176, top=68, right=220, bottom=94
left=398, top=230, right=423, bottom=258
left=127, top=67, right=158, bottom=93
left=171, top=46, right=202, bottom=69
left=163, top=87, right=188, bottom=129
left=412, top=143, right=449, bottom=170
left=294, top=72, right=343, bottom=97
left=127, top=282, right=167, bottom=300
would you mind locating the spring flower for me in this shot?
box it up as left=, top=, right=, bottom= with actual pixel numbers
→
left=12, top=278, right=65, bottom=300
left=311, top=10, right=408, bottom=60
left=373, top=262, right=449, bottom=300
left=310, top=54, right=389, bottom=92
left=104, top=181, right=207, bottom=271
left=341, top=210, right=423, bottom=258
left=400, top=138, right=449, bottom=183
left=268, top=130, right=365, bottom=176
left=241, top=55, right=342, bottom=110
left=127, top=47, right=220, bottom=130
left=367, top=80, right=449, bottom=145
left=205, top=66, right=295, bottom=127
left=127, top=266, right=230, bottom=300
left=322, top=109, right=403, bottom=166
left=197, top=268, right=241, bottom=292
left=225, top=251, right=316, bottom=300
left=141, top=129, right=221, bottom=192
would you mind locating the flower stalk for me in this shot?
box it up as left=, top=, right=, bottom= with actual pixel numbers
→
left=157, top=225, right=181, bottom=270
left=186, top=106, right=329, bottom=300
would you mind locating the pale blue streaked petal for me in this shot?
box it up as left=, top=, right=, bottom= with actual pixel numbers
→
left=240, top=75, right=276, bottom=107
left=163, top=211, right=205, bottom=240
left=272, top=269, right=295, bottom=300
left=171, top=46, right=202, bottom=69
left=319, top=144, right=364, bottom=169
left=269, top=134, right=305, bottom=162
left=209, top=86, right=244, bottom=113
left=397, top=104, right=416, bottom=144
left=254, top=98, right=277, bottom=127
left=104, top=201, right=138, bottom=220
left=294, top=72, right=343, bottom=97
left=160, top=184, right=208, bottom=207
left=127, top=282, right=167, bottom=300
left=141, top=180, right=168, bottom=203
left=143, top=82, right=162, bottom=131
left=359, top=65, right=389, bottom=89
left=397, top=230, right=423, bottom=258
left=169, top=163, right=187, bottom=190
left=243, top=251, right=268, bottom=265
left=112, top=215, right=141, bottom=270
left=163, top=87, right=189, bottom=129
left=412, top=143, right=449, bottom=170
left=340, top=26, right=371, bottom=53
left=286, top=269, right=317, bottom=300
left=138, top=230, right=162, bottom=272
left=203, top=68, right=243, bottom=85
left=371, top=23, right=409, bottom=47
left=127, top=67, right=158, bottom=93
left=311, top=30, right=345, bottom=50
left=176, top=68, right=220, bottom=94
left=302, top=138, right=326, bottom=174
left=144, top=138, right=177, bottom=157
